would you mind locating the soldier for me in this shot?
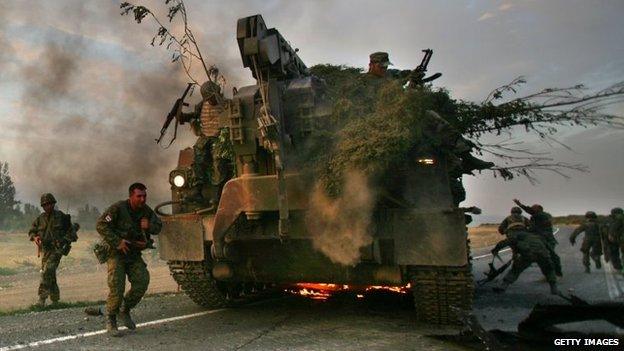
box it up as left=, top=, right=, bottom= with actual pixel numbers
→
left=96, top=183, right=162, bottom=336
left=28, top=193, right=75, bottom=307
left=569, top=211, right=602, bottom=273
left=492, top=220, right=560, bottom=295
left=498, top=206, right=530, bottom=235
left=179, top=80, right=233, bottom=207
left=605, top=207, right=624, bottom=271
left=513, top=199, right=563, bottom=277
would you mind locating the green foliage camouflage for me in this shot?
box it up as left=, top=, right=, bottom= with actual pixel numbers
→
left=305, top=65, right=624, bottom=195
left=306, top=65, right=462, bottom=196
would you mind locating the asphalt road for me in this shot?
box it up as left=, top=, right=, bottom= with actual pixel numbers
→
left=1, top=226, right=622, bottom=350
left=472, top=226, right=624, bottom=334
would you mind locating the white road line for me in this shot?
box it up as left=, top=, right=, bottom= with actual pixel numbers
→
left=472, top=227, right=561, bottom=261
left=0, top=309, right=226, bottom=351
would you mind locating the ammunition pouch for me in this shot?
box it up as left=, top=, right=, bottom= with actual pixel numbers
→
left=93, top=241, right=111, bottom=264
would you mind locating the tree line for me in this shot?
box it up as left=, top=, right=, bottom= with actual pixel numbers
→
left=0, top=161, right=101, bottom=231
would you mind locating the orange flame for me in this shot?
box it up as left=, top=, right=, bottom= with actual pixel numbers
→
left=284, top=282, right=409, bottom=300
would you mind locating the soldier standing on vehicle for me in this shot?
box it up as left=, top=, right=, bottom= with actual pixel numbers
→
left=28, top=193, right=76, bottom=307
left=513, top=199, right=563, bottom=277
left=605, top=207, right=624, bottom=271
left=178, top=80, right=233, bottom=206
left=569, top=211, right=602, bottom=273
left=96, top=183, right=162, bottom=336
left=492, top=220, right=560, bottom=295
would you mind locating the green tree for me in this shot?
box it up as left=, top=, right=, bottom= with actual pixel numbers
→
left=0, top=161, right=20, bottom=229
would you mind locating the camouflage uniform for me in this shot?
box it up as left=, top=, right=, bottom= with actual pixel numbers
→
left=605, top=208, right=624, bottom=270
left=181, top=81, right=233, bottom=206
left=496, top=228, right=559, bottom=294
left=28, top=194, right=73, bottom=304
left=569, top=212, right=602, bottom=272
left=518, top=203, right=563, bottom=276
left=96, top=200, right=162, bottom=316
left=498, top=211, right=530, bottom=235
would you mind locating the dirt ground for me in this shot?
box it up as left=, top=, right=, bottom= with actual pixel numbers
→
left=0, top=231, right=178, bottom=313
left=1, top=227, right=498, bottom=313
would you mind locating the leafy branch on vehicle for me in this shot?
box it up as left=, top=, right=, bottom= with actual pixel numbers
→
left=120, top=0, right=223, bottom=87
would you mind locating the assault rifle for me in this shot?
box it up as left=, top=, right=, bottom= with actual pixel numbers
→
left=408, top=49, right=442, bottom=87
left=156, top=83, right=194, bottom=146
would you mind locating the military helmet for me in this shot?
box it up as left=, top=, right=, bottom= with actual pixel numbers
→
left=531, top=204, right=543, bottom=212
left=40, top=193, right=57, bottom=206
left=369, top=52, right=393, bottom=67
left=585, top=211, right=597, bottom=219
left=510, top=206, right=522, bottom=214
left=611, top=207, right=624, bottom=215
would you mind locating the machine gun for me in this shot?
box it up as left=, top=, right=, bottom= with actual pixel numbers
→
left=156, top=83, right=194, bottom=146
left=409, top=49, right=442, bottom=87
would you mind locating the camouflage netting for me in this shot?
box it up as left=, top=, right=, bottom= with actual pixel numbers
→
left=304, top=64, right=460, bottom=197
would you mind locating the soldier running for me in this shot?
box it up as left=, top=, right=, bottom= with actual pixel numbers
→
left=96, top=183, right=162, bottom=336
left=513, top=199, right=563, bottom=277
left=492, top=219, right=560, bottom=295
left=28, top=193, right=76, bottom=307
left=569, top=211, right=602, bottom=273
left=605, top=207, right=624, bottom=271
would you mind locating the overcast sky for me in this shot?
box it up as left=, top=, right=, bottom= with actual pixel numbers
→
left=0, top=0, right=623, bottom=220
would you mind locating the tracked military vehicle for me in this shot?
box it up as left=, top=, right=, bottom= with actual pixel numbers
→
left=156, top=14, right=474, bottom=324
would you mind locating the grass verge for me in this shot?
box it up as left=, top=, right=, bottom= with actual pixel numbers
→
left=0, top=300, right=105, bottom=317
left=0, top=267, right=18, bottom=276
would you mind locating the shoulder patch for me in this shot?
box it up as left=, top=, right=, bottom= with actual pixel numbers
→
left=104, top=214, right=112, bottom=222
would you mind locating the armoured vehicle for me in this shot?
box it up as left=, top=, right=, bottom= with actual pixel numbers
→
left=156, top=14, right=473, bottom=324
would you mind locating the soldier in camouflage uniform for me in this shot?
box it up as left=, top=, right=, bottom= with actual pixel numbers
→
left=513, top=199, right=563, bottom=277
left=96, top=183, right=162, bottom=336
left=28, top=193, right=75, bottom=307
left=569, top=211, right=602, bottom=273
left=492, top=220, right=560, bottom=295
left=498, top=206, right=530, bottom=235
left=605, top=207, right=624, bottom=271
left=179, top=80, right=233, bottom=207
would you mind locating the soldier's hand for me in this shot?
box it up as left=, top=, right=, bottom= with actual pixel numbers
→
left=140, top=218, right=149, bottom=231
left=117, top=240, right=130, bottom=254
left=513, top=199, right=521, bottom=205
left=33, top=236, right=42, bottom=246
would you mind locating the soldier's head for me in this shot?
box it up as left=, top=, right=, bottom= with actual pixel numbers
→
left=531, top=204, right=543, bottom=213
left=128, top=182, right=147, bottom=210
left=368, top=52, right=392, bottom=77
left=510, top=206, right=522, bottom=215
left=40, top=193, right=56, bottom=214
left=585, top=211, right=597, bottom=219
left=611, top=207, right=624, bottom=216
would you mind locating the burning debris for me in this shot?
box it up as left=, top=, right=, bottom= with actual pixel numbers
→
left=284, top=282, right=409, bottom=301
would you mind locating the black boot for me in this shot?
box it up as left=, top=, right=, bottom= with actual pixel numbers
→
left=584, top=266, right=590, bottom=273
left=119, top=307, right=136, bottom=330
left=106, top=314, right=121, bottom=336
left=595, top=260, right=602, bottom=269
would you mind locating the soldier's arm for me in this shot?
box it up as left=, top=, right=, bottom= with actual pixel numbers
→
left=569, top=224, right=585, bottom=243
left=497, top=218, right=508, bottom=235
left=28, top=217, right=40, bottom=241
left=609, top=217, right=624, bottom=242
left=96, top=205, right=122, bottom=248
left=146, top=207, right=163, bottom=235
